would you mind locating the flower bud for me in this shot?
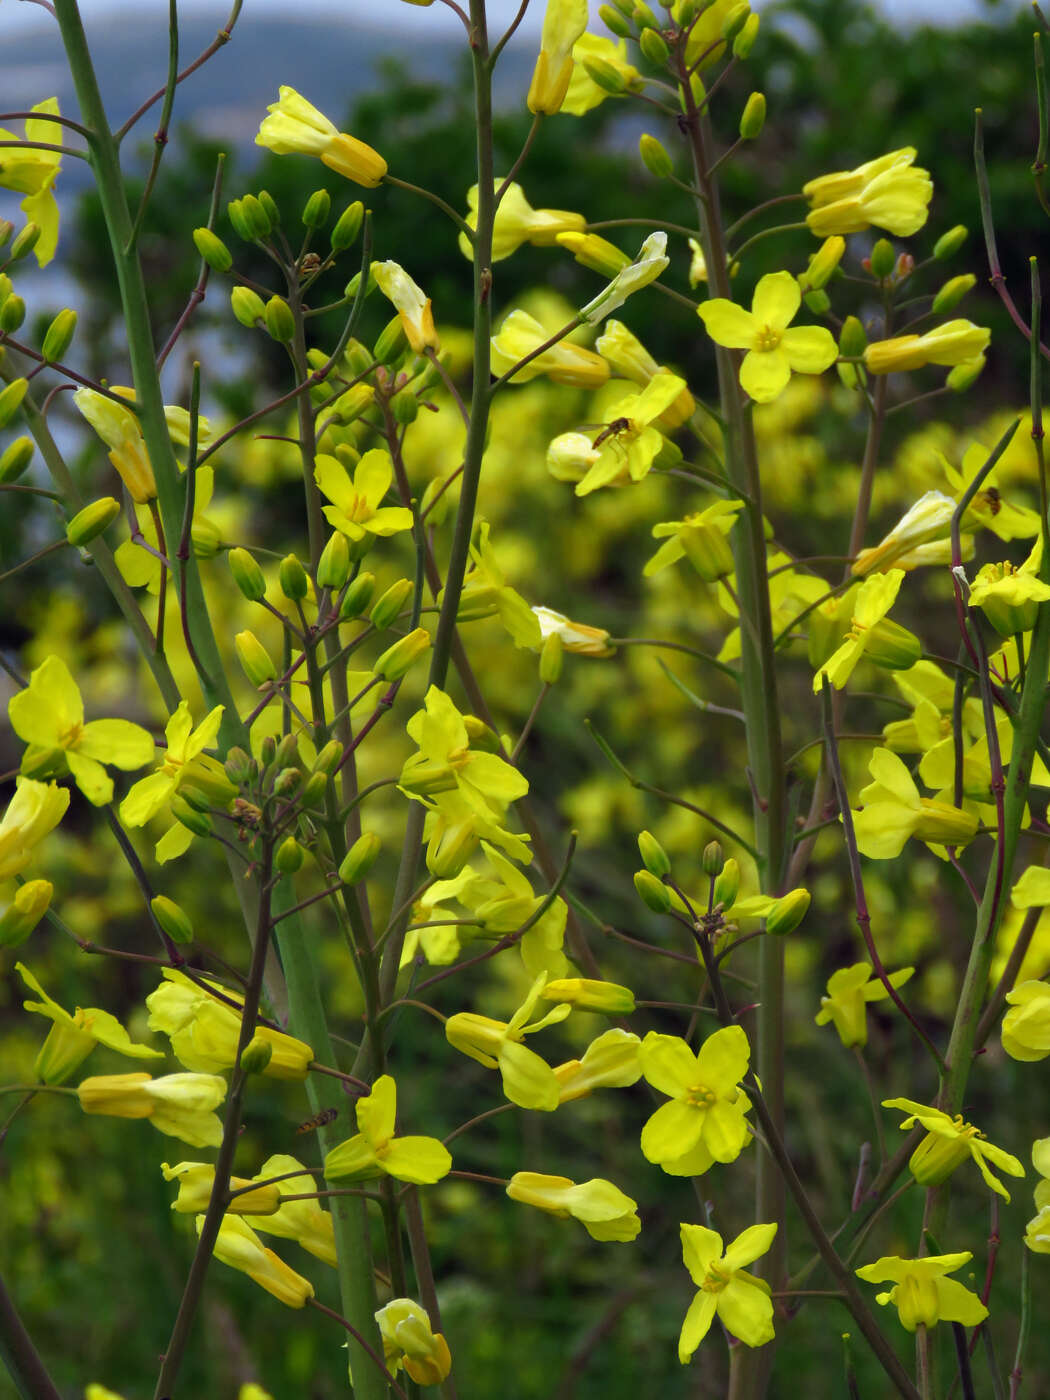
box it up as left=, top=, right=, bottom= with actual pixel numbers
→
left=426, top=820, right=478, bottom=878
left=235, top=630, right=277, bottom=688
left=947, top=356, right=985, bottom=392
left=151, top=894, right=194, bottom=945
left=701, top=840, right=724, bottom=877
left=302, top=189, right=331, bottom=229
left=0, top=220, right=12, bottom=249
left=177, top=785, right=212, bottom=814
left=66, top=496, right=120, bottom=546
left=301, top=771, right=329, bottom=808
left=260, top=735, right=277, bottom=767
left=933, top=224, right=968, bottom=260
left=240, top=1037, right=274, bottom=1075
left=372, top=626, right=431, bottom=681
left=868, top=239, right=896, bottom=279
left=275, top=733, right=300, bottom=769
left=539, top=632, right=563, bottom=684
left=231, top=286, right=266, bottom=328
left=865, top=618, right=922, bottom=672
left=739, top=92, right=766, bottom=140
left=732, top=11, right=760, bottom=57
left=639, top=133, right=672, bottom=178
left=276, top=835, right=305, bottom=874
left=264, top=295, right=295, bottom=343
left=317, top=531, right=351, bottom=589
left=345, top=340, right=375, bottom=377
left=340, top=570, right=376, bottom=619
left=839, top=315, right=867, bottom=358
left=765, top=887, right=810, bottom=935
left=313, top=739, right=344, bottom=775
left=800, top=236, right=845, bottom=294
left=639, top=27, right=670, bottom=64
left=390, top=387, right=418, bottom=425
left=227, top=198, right=255, bottom=242
left=0, top=379, right=28, bottom=434
left=638, top=830, right=671, bottom=877
left=374, top=314, right=408, bottom=364
left=582, top=56, right=628, bottom=94
left=633, top=868, right=671, bottom=913
left=0, top=879, right=52, bottom=948
left=0, top=435, right=34, bottom=483
left=632, top=1, right=657, bottom=27
left=713, top=857, right=740, bottom=908
left=224, top=746, right=254, bottom=784
left=257, top=189, right=281, bottom=227
left=228, top=546, right=266, bottom=602
left=803, top=289, right=831, bottom=314
left=331, top=201, right=364, bottom=252
left=0, top=295, right=26, bottom=333
left=462, top=715, right=502, bottom=753
left=338, top=831, right=381, bottom=884
left=193, top=227, right=233, bottom=273
left=241, top=194, right=272, bottom=238
left=932, top=274, right=976, bottom=315
left=9, top=223, right=40, bottom=263
left=557, top=232, right=631, bottom=278
left=40, top=308, right=77, bottom=363
left=541, top=978, right=636, bottom=1014
left=598, top=3, right=632, bottom=36
left=720, top=1, right=750, bottom=40
left=279, top=552, right=308, bottom=601
left=273, top=767, right=302, bottom=797
left=370, top=578, right=413, bottom=630
left=171, top=795, right=212, bottom=837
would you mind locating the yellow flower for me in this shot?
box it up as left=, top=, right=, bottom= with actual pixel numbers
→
left=0, top=879, right=52, bottom=949
left=1024, top=1137, right=1050, bottom=1253
left=491, top=308, right=609, bottom=387
left=120, top=701, right=224, bottom=828
left=323, top=1075, right=451, bottom=1183
left=314, top=448, right=414, bottom=542
left=373, top=260, right=439, bottom=354
left=77, top=1071, right=226, bottom=1147
left=73, top=387, right=158, bottom=504
left=250, top=1154, right=337, bottom=1265
left=17, top=961, right=163, bottom=1084
left=698, top=271, right=837, bottom=404
left=851, top=492, right=958, bottom=576
left=580, top=232, right=669, bottom=325
left=812, top=569, right=908, bottom=691
left=968, top=549, right=1050, bottom=637
left=561, top=33, right=643, bottom=115
left=940, top=442, right=1041, bottom=541
left=507, top=1171, right=640, bottom=1241
left=883, top=1097, right=1025, bottom=1200
left=864, top=320, right=990, bottom=375
left=161, top=1161, right=281, bottom=1215
left=255, top=87, right=385, bottom=187
left=549, top=370, right=685, bottom=496
left=814, top=963, right=914, bottom=1049
left=855, top=1253, right=988, bottom=1332
left=528, top=0, right=589, bottom=115
left=643, top=500, right=744, bottom=581
left=445, top=973, right=570, bottom=1111
left=532, top=605, right=614, bottom=655
left=204, top=1214, right=314, bottom=1307
left=115, top=467, right=222, bottom=596
left=0, top=98, right=62, bottom=265
left=851, top=747, right=979, bottom=859
left=376, top=1298, right=452, bottom=1386
left=554, top=1027, right=642, bottom=1102
left=8, top=655, right=154, bottom=806
left=451, top=520, right=543, bottom=649
left=678, top=1222, right=777, bottom=1361
left=460, top=181, right=584, bottom=262
left=0, top=778, right=69, bottom=880
left=1001, top=981, right=1050, bottom=1062
left=804, top=148, right=933, bottom=237
left=595, top=319, right=695, bottom=428
left=639, top=1026, right=753, bottom=1174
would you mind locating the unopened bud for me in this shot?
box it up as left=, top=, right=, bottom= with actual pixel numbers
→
left=582, top=56, right=627, bottom=94
left=539, top=632, right=563, bottom=684
left=639, top=830, right=671, bottom=877
left=598, top=3, right=632, bottom=36
left=177, top=785, right=212, bottom=814
left=0, top=377, right=27, bottom=427
left=228, top=546, right=266, bottom=601
left=800, top=236, right=845, bottom=293
left=301, top=771, right=329, bottom=808
left=933, top=224, right=968, bottom=260
left=264, top=295, right=295, bottom=343
left=732, top=11, right=760, bottom=57
left=839, top=315, right=867, bottom=358
left=0, top=435, right=33, bottom=483
left=947, top=356, right=985, bottom=392
left=331, top=201, right=364, bottom=252
left=224, top=746, right=254, bottom=784
left=276, top=835, right=305, bottom=873
left=370, top=577, right=412, bottom=630
left=426, top=820, right=478, bottom=878
left=273, top=767, right=302, bottom=797
left=338, top=831, right=382, bottom=885
left=720, top=1, right=750, bottom=40
left=242, top=194, right=272, bottom=238
left=0, top=879, right=52, bottom=948
left=632, top=1, right=657, bottom=27
left=340, top=570, right=376, bottom=619
left=634, top=868, right=671, bottom=913
left=66, top=496, right=120, bottom=546
left=868, top=239, right=896, bottom=279
left=193, top=227, right=233, bottom=273
left=257, top=189, right=281, bottom=227
left=0, top=220, right=12, bottom=249
left=390, top=387, right=418, bottom=425
left=279, top=552, right=308, bottom=601
left=151, top=895, right=194, bottom=945
left=227, top=198, right=255, bottom=242
left=344, top=340, right=375, bottom=377
left=231, top=286, right=266, bottom=328
left=462, top=715, right=502, bottom=753
left=639, top=133, right=672, bottom=178
left=240, top=1037, right=273, bottom=1075
left=235, top=630, right=277, bottom=687
left=372, top=626, right=431, bottom=680
left=374, top=314, right=408, bottom=364
left=701, top=841, right=724, bottom=877
left=8, top=223, right=40, bottom=263
left=803, top=289, right=831, bottom=314
left=542, top=978, right=636, bottom=1014
left=639, top=27, right=670, bottom=64
left=739, top=91, right=766, bottom=140
left=713, top=857, right=740, bottom=908
left=313, top=739, right=344, bottom=775
left=932, top=274, right=976, bottom=315
left=40, top=308, right=77, bottom=363
left=317, top=531, right=351, bottom=589
left=302, top=188, right=331, bottom=229
left=171, top=795, right=212, bottom=837
left=0, top=295, right=26, bottom=333
left=766, top=887, right=810, bottom=935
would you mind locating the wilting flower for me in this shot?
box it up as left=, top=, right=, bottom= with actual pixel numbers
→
left=161, top=1161, right=281, bottom=1215
left=852, top=492, right=957, bottom=576
left=527, top=0, right=589, bottom=115
left=884, top=1097, right=1025, bottom=1200
left=17, top=962, right=162, bottom=1084
left=460, top=181, right=584, bottom=263
left=491, top=309, right=609, bottom=387
left=855, top=1253, right=988, bottom=1332
left=553, top=1027, right=642, bottom=1102
left=373, top=261, right=439, bottom=354
left=865, top=321, right=990, bottom=375
left=814, top=962, right=914, bottom=1048
left=250, top=1154, right=337, bottom=1264
left=376, top=1298, right=452, bottom=1386
left=255, top=87, right=385, bottom=186
left=0, top=778, right=69, bottom=880
left=445, top=973, right=570, bottom=1111
left=678, top=1222, right=777, bottom=1361
left=532, top=606, right=614, bottom=655
left=77, top=1071, right=226, bottom=1147
left=0, top=98, right=63, bottom=265
left=580, top=232, right=669, bottom=324
left=804, top=148, right=933, bottom=238
left=204, top=1214, right=315, bottom=1307
left=507, top=1172, right=640, bottom=1241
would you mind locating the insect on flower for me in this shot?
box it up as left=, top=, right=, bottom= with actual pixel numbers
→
left=590, top=416, right=631, bottom=450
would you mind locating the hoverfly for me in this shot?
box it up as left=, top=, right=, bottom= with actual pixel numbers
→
left=590, top=416, right=631, bottom=450
left=295, top=1107, right=338, bottom=1135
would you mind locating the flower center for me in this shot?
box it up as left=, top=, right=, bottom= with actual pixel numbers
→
left=59, top=721, right=83, bottom=749
left=754, top=323, right=782, bottom=352
left=702, top=1264, right=731, bottom=1293
left=686, top=1081, right=717, bottom=1108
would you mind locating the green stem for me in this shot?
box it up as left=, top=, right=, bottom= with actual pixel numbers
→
left=0, top=1269, right=61, bottom=1400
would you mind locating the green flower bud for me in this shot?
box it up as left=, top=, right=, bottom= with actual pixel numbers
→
left=227, top=198, right=256, bottom=242
left=866, top=618, right=922, bottom=671
left=8, top=223, right=40, bottom=263
left=276, top=835, right=305, bottom=874
left=344, top=340, right=375, bottom=377
left=539, top=632, right=563, bottom=684
left=240, top=194, right=272, bottom=238
left=240, top=1037, right=274, bottom=1075
left=338, top=831, right=381, bottom=885
left=301, top=771, right=330, bottom=808
left=0, top=220, right=12, bottom=249
left=638, top=830, right=671, bottom=878
left=0, top=435, right=34, bottom=483
left=639, top=27, right=670, bottom=64
left=257, top=189, right=281, bottom=228
left=275, top=733, right=301, bottom=770
left=317, top=531, right=351, bottom=590
left=260, top=735, right=277, bottom=766
left=947, top=356, right=985, bottom=392
left=582, top=56, right=627, bottom=94
left=372, top=626, right=431, bottom=681
left=839, top=315, right=867, bottom=358
left=932, top=274, right=976, bottom=315
left=264, top=295, right=295, bottom=343
left=713, top=857, right=740, bottom=908
left=0, top=879, right=52, bottom=949
left=634, top=868, right=671, bottom=913
left=235, top=629, right=277, bottom=687
left=331, top=201, right=364, bottom=252
left=933, top=224, right=968, bottom=260
left=192, top=227, right=233, bottom=273
left=273, top=767, right=302, bottom=797
left=803, top=288, right=831, bottom=315
left=766, top=887, right=810, bottom=935
left=313, top=740, right=344, bottom=775
left=340, top=570, right=376, bottom=619
left=632, top=1, right=657, bottom=27
left=0, top=272, right=12, bottom=303
left=151, top=894, right=194, bottom=945
left=639, top=133, right=672, bottom=178
left=0, top=377, right=27, bottom=427
left=390, top=388, right=418, bottom=425
left=732, top=11, right=760, bottom=57
left=171, top=795, right=212, bottom=837
left=40, top=308, right=77, bottom=363
left=598, top=3, right=633, bottom=37
left=177, top=785, right=212, bottom=814
left=701, top=840, right=724, bottom=876
left=231, top=286, right=266, bottom=328
left=66, top=496, right=121, bottom=546
left=224, top=746, right=254, bottom=785
left=739, top=91, right=766, bottom=140
left=0, top=295, right=26, bottom=333
left=720, top=1, right=750, bottom=41
left=228, top=546, right=266, bottom=601
left=302, top=188, right=332, bottom=229
left=279, top=552, right=309, bottom=601
left=374, top=314, right=408, bottom=364
left=868, top=239, right=896, bottom=279
left=370, top=578, right=413, bottom=630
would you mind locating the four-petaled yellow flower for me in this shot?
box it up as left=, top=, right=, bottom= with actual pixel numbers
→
left=803, top=148, right=933, bottom=238
left=812, top=569, right=912, bottom=691
left=314, top=448, right=414, bottom=542
left=8, top=655, right=154, bottom=806
left=507, top=1171, right=640, bottom=1241
left=255, top=87, right=386, bottom=187
left=851, top=747, right=979, bottom=859
left=17, top=961, right=162, bottom=1084
left=204, top=1214, right=315, bottom=1307
left=0, top=98, right=63, bottom=265
left=77, top=1071, right=227, bottom=1147
left=814, top=962, right=915, bottom=1048
left=120, top=700, right=224, bottom=828
left=639, top=1025, right=753, bottom=1175
left=884, top=1097, right=1025, bottom=1200
left=323, top=1075, right=452, bottom=1183
left=698, top=271, right=837, bottom=404
left=1001, top=981, right=1050, bottom=1062
left=644, top=500, right=744, bottom=581
left=376, top=1298, right=453, bottom=1386
left=678, top=1222, right=777, bottom=1361
left=855, top=1252, right=988, bottom=1332
left=548, top=370, right=686, bottom=496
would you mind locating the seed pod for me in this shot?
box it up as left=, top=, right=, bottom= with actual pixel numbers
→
left=40, top=308, right=77, bottom=363
left=193, top=227, right=233, bottom=273
left=66, top=496, right=120, bottom=546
